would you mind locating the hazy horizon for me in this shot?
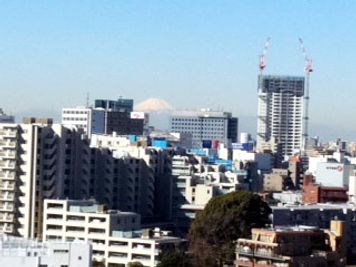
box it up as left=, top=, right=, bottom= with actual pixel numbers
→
left=1, top=1, right=356, bottom=140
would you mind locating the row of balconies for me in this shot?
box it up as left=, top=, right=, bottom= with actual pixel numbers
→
left=235, top=259, right=289, bottom=267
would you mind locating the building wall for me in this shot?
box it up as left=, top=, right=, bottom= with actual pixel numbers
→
left=62, top=107, right=92, bottom=136
left=43, top=200, right=182, bottom=267
left=0, top=234, right=92, bottom=267
left=170, top=110, right=238, bottom=149
left=257, top=75, right=304, bottom=158
left=272, top=204, right=356, bottom=262
left=315, top=162, right=353, bottom=187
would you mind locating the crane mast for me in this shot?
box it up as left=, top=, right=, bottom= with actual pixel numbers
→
left=256, top=37, right=271, bottom=149
left=299, top=38, right=313, bottom=155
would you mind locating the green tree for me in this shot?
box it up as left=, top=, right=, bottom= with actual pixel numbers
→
left=189, top=190, right=271, bottom=267
left=156, top=251, right=192, bottom=267
left=128, top=262, right=144, bottom=267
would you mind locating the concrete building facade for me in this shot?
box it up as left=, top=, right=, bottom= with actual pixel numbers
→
left=236, top=220, right=346, bottom=267
left=0, top=234, right=92, bottom=267
left=257, top=75, right=304, bottom=158
left=272, top=203, right=356, bottom=262
left=62, top=106, right=105, bottom=136
left=43, top=199, right=184, bottom=267
left=170, top=109, right=238, bottom=149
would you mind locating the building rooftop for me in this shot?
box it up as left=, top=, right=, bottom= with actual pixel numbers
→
left=273, top=202, right=356, bottom=210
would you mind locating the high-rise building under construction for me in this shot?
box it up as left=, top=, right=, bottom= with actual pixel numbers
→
left=256, top=75, right=305, bottom=157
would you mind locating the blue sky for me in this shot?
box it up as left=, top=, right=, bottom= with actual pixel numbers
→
left=0, top=1, right=355, bottom=140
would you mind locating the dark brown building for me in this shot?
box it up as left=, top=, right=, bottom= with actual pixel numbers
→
left=303, top=175, right=348, bottom=204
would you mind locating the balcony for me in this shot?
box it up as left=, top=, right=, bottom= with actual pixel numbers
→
left=0, top=141, right=16, bottom=148
left=0, top=130, right=17, bottom=138
left=1, top=162, right=16, bottom=170
left=237, top=249, right=286, bottom=262
left=0, top=214, right=14, bottom=222
left=0, top=204, right=14, bottom=212
left=3, top=225, right=13, bottom=233
left=0, top=151, right=16, bottom=159
left=0, top=194, right=15, bottom=201
left=0, top=173, right=16, bottom=180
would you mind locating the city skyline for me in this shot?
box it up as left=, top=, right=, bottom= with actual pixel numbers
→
left=1, top=1, right=355, bottom=140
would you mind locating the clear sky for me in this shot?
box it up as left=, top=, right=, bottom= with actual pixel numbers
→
left=0, top=0, right=355, bottom=140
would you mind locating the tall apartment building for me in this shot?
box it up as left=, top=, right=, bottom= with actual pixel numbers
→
left=257, top=75, right=304, bottom=158
left=0, top=109, right=15, bottom=123
left=43, top=199, right=184, bottom=267
left=90, top=134, right=173, bottom=221
left=170, top=109, right=238, bottom=149
left=0, top=119, right=65, bottom=239
left=0, top=119, right=90, bottom=239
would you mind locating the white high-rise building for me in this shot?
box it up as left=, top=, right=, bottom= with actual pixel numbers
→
left=257, top=75, right=304, bottom=157
left=0, top=118, right=88, bottom=239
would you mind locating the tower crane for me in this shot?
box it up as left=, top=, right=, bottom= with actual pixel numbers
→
left=259, top=37, right=271, bottom=76
left=257, top=37, right=271, bottom=146
left=299, top=38, right=313, bottom=154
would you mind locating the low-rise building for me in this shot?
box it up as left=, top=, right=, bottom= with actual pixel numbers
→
left=303, top=175, right=348, bottom=204
left=235, top=220, right=346, bottom=267
left=0, top=234, right=92, bottom=267
left=272, top=203, right=356, bottom=263
left=43, top=199, right=184, bottom=267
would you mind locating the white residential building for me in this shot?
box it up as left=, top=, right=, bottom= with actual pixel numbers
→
left=257, top=75, right=304, bottom=158
left=43, top=199, right=184, bottom=267
left=0, top=234, right=92, bottom=267
left=170, top=109, right=238, bottom=149
left=0, top=119, right=89, bottom=239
